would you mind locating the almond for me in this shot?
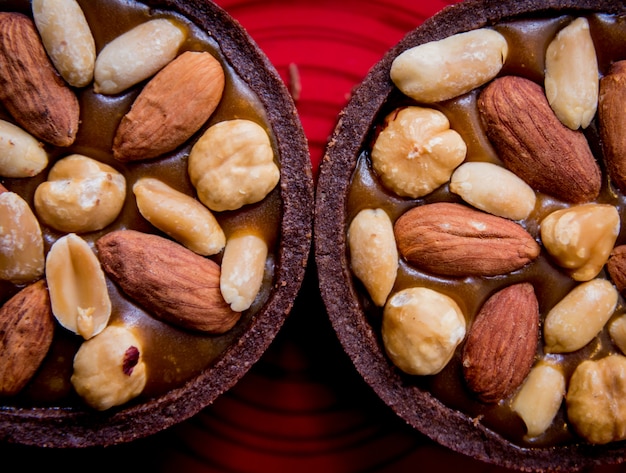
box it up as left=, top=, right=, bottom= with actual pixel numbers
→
left=0, top=12, right=79, bottom=147
left=599, top=60, right=626, bottom=194
left=96, top=230, right=240, bottom=334
left=462, top=283, right=539, bottom=403
left=607, top=245, right=626, bottom=294
left=394, top=202, right=540, bottom=277
left=113, top=51, right=225, bottom=162
left=478, top=75, right=601, bottom=203
left=0, top=279, right=55, bottom=396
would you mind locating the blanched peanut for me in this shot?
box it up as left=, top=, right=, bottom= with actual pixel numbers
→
left=567, top=355, right=626, bottom=444
left=188, top=119, right=280, bottom=211
left=71, top=325, right=147, bottom=411
left=511, top=360, right=566, bottom=438
left=391, top=28, right=508, bottom=103
left=450, top=162, right=536, bottom=220
left=0, top=191, right=45, bottom=283
left=32, top=0, right=96, bottom=88
left=0, top=119, right=48, bottom=178
left=133, top=177, right=225, bottom=256
left=220, top=231, right=268, bottom=312
left=371, top=106, right=466, bottom=198
left=609, top=314, right=626, bottom=355
left=348, top=208, right=398, bottom=306
left=543, top=279, right=618, bottom=353
left=94, top=18, right=186, bottom=94
left=545, top=18, right=599, bottom=130
left=540, top=203, right=620, bottom=281
left=382, top=287, right=466, bottom=375
left=34, top=154, right=126, bottom=233
left=46, top=233, right=111, bottom=340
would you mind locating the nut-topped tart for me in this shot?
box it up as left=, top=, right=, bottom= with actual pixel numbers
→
left=315, top=0, right=626, bottom=470
left=0, top=0, right=313, bottom=447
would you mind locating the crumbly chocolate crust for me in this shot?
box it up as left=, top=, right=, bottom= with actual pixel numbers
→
left=315, top=0, right=626, bottom=471
left=0, top=0, right=313, bottom=448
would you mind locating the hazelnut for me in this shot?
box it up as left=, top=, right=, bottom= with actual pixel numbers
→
left=382, top=287, right=466, bottom=375
left=34, top=154, right=126, bottom=233
left=188, top=119, right=280, bottom=212
left=567, top=354, right=626, bottom=444
left=371, top=106, right=466, bottom=198
left=71, top=325, right=147, bottom=411
left=540, top=203, right=620, bottom=281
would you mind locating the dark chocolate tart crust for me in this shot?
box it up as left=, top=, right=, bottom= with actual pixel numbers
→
left=0, top=0, right=313, bottom=448
left=315, top=0, right=626, bottom=471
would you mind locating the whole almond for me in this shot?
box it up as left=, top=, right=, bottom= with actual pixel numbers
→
left=113, top=51, right=225, bottom=162
left=462, top=283, right=539, bottom=403
left=96, top=230, right=240, bottom=334
left=394, top=202, right=540, bottom=277
left=0, top=279, right=55, bottom=396
left=478, top=75, right=600, bottom=203
left=0, top=12, right=79, bottom=147
left=599, top=60, right=626, bottom=195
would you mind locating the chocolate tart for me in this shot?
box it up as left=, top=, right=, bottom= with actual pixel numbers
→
left=315, top=0, right=626, bottom=470
left=0, top=0, right=313, bottom=447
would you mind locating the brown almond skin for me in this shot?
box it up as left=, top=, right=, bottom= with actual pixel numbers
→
left=96, top=230, right=240, bottom=334
left=394, top=202, right=540, bottom=277
left=0, top=12, right=79, bottom=147
left=607, top=245, right=626, bottom=294
left=462, top=283, right=539, bottom=403
left=599, top=61, right=626, bottom=194
left=113, top=51, right=225, bottom=162
left=0, top=279, right=55, bottom=396
left=478, top=75, right=600, bottom=203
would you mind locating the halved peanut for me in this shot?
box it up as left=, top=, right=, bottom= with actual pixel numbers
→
left=46, top=233, right=111, bottom=339
left=540, top=203, right=620, bottom=281
left=220, top=231, right=268, bottom=312
left=543, top=278, right=618, bottom=354
left=0, top=191, right=44, bottom=283
left=545, top=18, right=599, bottom=130
left=94, top=18, right=186, bottom=94
left=0, top=119, right=48, bottom=178
left=348, top=208, right=398, bottom=306
left=32, top=0, right=96, bottom=88
left=511, top=359, right=566, bottom=438
left=391, top=28, right=508, bottom=103
left=133, top=177, right=225, bottom=256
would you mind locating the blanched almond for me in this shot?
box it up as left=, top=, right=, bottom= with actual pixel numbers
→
left=0, top=119, right=48, bottom=178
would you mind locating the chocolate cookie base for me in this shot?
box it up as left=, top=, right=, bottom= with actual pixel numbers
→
left=0, top=0, right=313, bottom=448
left=315, top=0, right=626, bottom=470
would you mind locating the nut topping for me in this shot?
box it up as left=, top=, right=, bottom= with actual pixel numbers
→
left=478, top=75, right=601, bottom=203
left=46, top=233, right=112, bottom=340
left=0, top=119, right=48, bottom=178
left=462, top=283, right=539, bottom=403
left=371, top=106, right=466, bottom=198
left=394, top=202, right=540, bottom=277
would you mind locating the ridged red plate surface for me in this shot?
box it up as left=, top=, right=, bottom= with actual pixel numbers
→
left=2, top=1, right=625, bottom=471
